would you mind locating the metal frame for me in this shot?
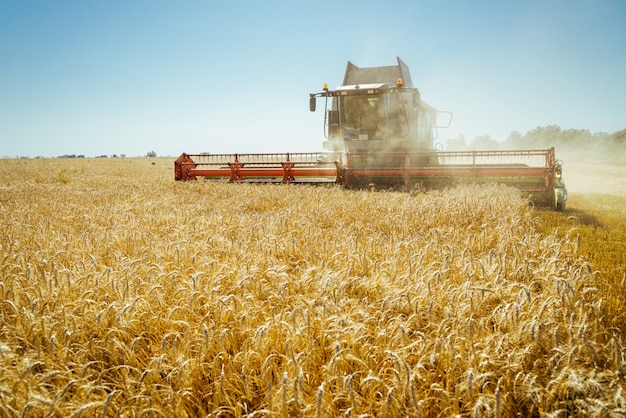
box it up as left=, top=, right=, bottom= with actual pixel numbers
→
left=175, top=148, right=562, bottom=194
left=174, top=152, right=341, bottom=183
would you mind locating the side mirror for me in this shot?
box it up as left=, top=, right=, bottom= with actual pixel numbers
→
left=309, top=96, right=316, bottom=112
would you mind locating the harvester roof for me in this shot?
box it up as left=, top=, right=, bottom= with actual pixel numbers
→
left=342, top=57, right=414, bottom=88
left=334, top=83, right=401, bottom=93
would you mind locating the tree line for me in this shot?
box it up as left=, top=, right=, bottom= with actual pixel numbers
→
left=447, top=126, right=626, bottom=164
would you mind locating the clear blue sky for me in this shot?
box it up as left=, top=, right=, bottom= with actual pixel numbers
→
left=1, top=0, right=625, bottom=157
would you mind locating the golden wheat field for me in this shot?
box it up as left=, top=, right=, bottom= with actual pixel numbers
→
left=1, top=157, right=625, bottom=417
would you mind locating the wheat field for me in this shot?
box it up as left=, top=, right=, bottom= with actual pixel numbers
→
left=1, top=158, right=624, bottom=417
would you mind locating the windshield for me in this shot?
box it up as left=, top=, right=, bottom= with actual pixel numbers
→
left=339, top=92, right=409, bottom=140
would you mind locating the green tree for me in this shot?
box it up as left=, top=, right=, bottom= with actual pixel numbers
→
left=446, top=134, right=466, bottom=150
left=469, top=134, right=497, bottom=150
left=524, top=125, right=562, bottom=148
left=503, top=131, right=523, bottom=148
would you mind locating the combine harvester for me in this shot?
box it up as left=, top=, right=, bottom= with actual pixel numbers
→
left=175, top=58, right=567, bottom=211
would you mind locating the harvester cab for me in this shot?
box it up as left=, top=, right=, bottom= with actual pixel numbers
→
left=175, top=57, right=567, bottom=211
left=309, top=57, right=446, bottom=154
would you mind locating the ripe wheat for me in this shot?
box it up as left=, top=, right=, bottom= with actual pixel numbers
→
left=0, top=158, right=624, bottom=416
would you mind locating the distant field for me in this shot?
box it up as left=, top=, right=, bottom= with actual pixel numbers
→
left=564, top=162, right=626, bottom=196
left=1, top=157, right=624, bottom=416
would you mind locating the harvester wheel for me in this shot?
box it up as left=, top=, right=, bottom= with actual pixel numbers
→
left=554, top=187, right=567, bottom=212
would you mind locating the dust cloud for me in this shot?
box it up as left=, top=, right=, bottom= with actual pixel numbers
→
left=563, top=162, right=626, bottom=197
left=553, top=145, right=626, bottom=197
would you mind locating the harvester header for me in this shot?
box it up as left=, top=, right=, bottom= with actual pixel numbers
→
left=175, top=57, right=567, bottom=210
